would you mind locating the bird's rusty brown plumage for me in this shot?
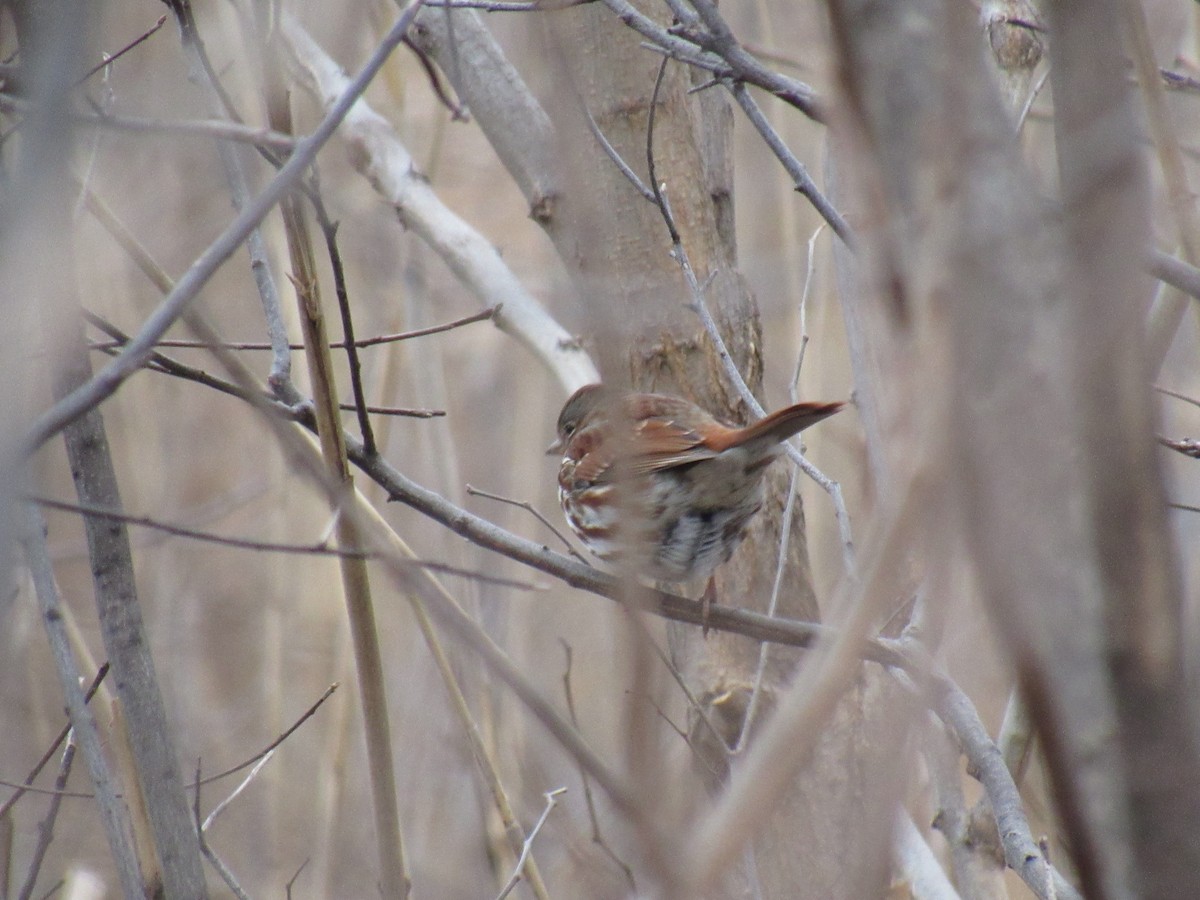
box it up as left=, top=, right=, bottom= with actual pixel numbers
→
left=550, top=384, right=843, bottom=583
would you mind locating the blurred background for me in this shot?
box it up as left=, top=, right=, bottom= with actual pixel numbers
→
left=2, top=0, right=1200, bottom=896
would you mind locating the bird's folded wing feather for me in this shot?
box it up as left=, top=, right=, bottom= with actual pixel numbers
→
left=571, top=418, right=719, bottom=483
left=629, top=419, right=720, bottom=474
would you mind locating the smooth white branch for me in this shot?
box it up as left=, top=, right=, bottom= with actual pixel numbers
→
left=283, top=16, right=599, bottom=394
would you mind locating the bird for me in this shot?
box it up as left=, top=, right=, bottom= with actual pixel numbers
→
left=548, top=384, right=843, bottom=586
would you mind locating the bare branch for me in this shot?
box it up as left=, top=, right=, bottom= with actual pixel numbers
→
left=0, top=96, right=298, bottom=148
left=1147, top=249, right=1200, bottom=302
left=87, top=307, right=498, bottom=351
left=408, top=6, right=559, bottom=220
left=202, top=751, right=276, bottom=834
left=75, top=15, right=167, bottom=82
left=728, top=82, right=852, bottom=244
left=20, top=509, right=144, bottom=898
left=1121, top=0, right=1200, bottom=372
left=494, top=788, right=566, bottom=900
left=892, top=810, right=962, bottom=900
left=28, top=495, right=536, bottom=588
left=925, top=660, right=1078, bottom=900
left=283, top=15, right=599, bottom=394
left=23, top=0, right=431, bottom=452
left=643, top=64, right=856, bottom=573
left=16, top=735, right=76, bottom=900
left=599, top=0, right=821, bottom=119
left=0, top=664, right=108, bottom=820
left=163, top=0, right=297, bottom=401
left=337, top=404, right=445, bottom=418
left=193, top=762, right=253, bottom=900
left=465, top=483, right=588, bottom=561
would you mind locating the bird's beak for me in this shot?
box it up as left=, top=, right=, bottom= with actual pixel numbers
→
left=545, top=437, right=564, bottom=457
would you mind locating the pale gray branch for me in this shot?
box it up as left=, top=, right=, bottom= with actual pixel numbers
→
left=892, top=810, right=962, bottom=900
left=408, top=7, right=559, bottom=221
left=283, top=14, right=599, bottom=394
left=21, top=508, right=144, bottom=900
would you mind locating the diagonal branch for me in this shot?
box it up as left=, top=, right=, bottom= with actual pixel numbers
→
left=282, top=14, right=599, bottom=394
left=23, top=0, right=431, bottom=453
left=21, top=509, right=144, bottom=899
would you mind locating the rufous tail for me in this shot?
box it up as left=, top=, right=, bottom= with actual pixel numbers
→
left=716, top=400, right=844, bottom=450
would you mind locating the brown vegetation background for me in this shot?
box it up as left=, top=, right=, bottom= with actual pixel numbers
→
left=3, top=0, right=1200, bottom=897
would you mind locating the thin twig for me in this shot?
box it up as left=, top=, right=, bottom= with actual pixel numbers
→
left=16, top=736, right=76, bottom=900
left=402, top=33, right=468, bottom=119
left=790, top=224, right=824, bottom=394
left=199, top=833, right=252, bottom=898
left=734, top=464, right=801, bottom=754
left=91, top=309, right=446, bottom=419
left=0, top=664, right=108, bottom=820
left=201, top=685, right=337, bottom=787
left=165, top=0, right=297, bottom=401
left=33, top=879, right=65, bottom=900
left=307, top=175, right=377, bottom=453
left=76, top=15, right=168, bottom=83
left=0, top=15, right=170, bottom=146
left=466, top=484, right=587, bottom=561
left=728, top=82, right=852, bottom=245
left=1016, top=68, right=1050, bottom=133
left=646, top=58, right=678, bottom=242
left=68, top=108, right=297, bottom=148
left=599, top=0, right=821, bottom=120
left=29, top=496, right=537, bottom=588
left=1, top=684, right=340, bottom=801
left=629, top=613, right=731, bottom=773
left=193, top=761, right=253, bottom=900
left=85, top=307, right=294, bottom=411
left=582, top=106, right=655, bottom=202
left=202, top=751, right=276, bottom=833
left=559, top=642, right=637, bottom=890
left=338, top=403, right=445, bottom=418
left=286, top=859, right=310, bottom=900
left=495, top=788, right=567, bottom=900
left=422, top=0, right=592, bottom=7
left=87, top=306, right=499, bottom=351
left=1155, top=384, right=1200, bottom=409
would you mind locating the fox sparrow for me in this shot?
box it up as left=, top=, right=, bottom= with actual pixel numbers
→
left=548, top=384, right=843, bottom=584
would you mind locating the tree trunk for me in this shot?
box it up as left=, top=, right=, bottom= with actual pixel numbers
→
left=538, top=4, right=891, bottom=895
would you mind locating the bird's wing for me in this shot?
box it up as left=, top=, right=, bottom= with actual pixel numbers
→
left=568, top=417, right=719, bottom=484
left=627, top=418, right=720, bottom=474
